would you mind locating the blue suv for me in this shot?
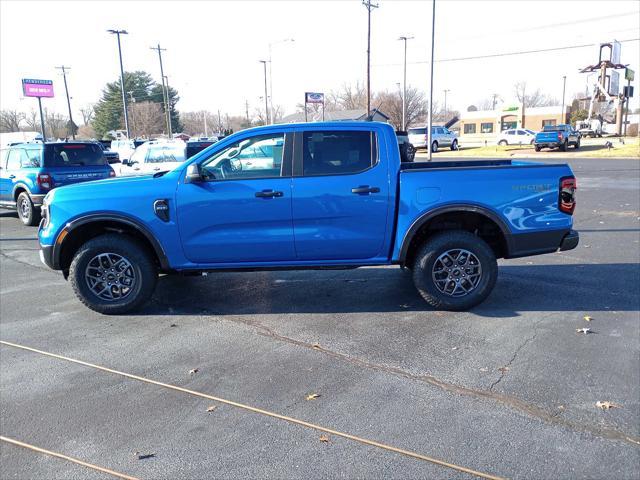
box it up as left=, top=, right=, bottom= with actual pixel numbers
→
left=0, top=142, right=114, bottom=225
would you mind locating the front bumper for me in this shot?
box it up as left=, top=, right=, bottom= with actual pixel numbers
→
left=39, top=243, right=57, bottom=270
left=30, top=194, right=46, bottom=207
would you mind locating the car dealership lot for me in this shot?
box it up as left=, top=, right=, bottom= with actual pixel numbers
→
left=1, top=157, right=638, bottom=479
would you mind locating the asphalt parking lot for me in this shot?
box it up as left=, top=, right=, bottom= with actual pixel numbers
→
left=1, top=157, right=639, bottom=479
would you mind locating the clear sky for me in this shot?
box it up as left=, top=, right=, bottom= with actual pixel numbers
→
left=1, top=0, right=638, bottom=121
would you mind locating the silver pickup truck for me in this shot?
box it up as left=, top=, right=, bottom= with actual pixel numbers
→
left=408, top=126, right=458, bottom=152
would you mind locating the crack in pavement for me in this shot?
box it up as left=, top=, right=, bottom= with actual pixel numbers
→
left=488, top=316, right=547, bottom=392
left=215, top=314, right=640, bottom=448
left=0, top=251, right=52, bottom=273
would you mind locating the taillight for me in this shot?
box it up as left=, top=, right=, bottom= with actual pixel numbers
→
left=559, top=176, right=576, bottom=214
left=109, top=169, right=116, bottom=177
left=37, top=173, right=53, bottom=190
left=558, top=132, right=563, bottom=140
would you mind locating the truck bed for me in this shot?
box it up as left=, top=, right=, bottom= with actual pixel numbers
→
left=401, top=159, right=513, bottom=170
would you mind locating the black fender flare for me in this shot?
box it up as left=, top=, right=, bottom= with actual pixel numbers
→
left=53, top=213, right=171, bottom=271
left=398, top=204, right=514, bottom=264
left=11, top=183, right=33, bottom=200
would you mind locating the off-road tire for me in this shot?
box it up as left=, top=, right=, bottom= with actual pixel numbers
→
left=17, top=192, right=40, bottom=226
left=559, top=140, right=568, bottom=152
left=69, top=234, right=158, bottom=314
left=534, top=145, right=541, bottom=152
left=412, top=230, right=497, bottom=311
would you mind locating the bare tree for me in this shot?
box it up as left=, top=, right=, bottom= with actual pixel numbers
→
left=514, top=81, right=557, bottom=108
left=329, top=82, right=367, bottom=110
left=44, top=109, right=68, bottom=138
left=0, top=110, right=25, bottom=132
left=24, top=110, right=40, bottom=131
left=129, top=101, right=164, bottom=137
left=374, top=86, right=428, bottom=129
left=80, top=104, right=95, bottom=125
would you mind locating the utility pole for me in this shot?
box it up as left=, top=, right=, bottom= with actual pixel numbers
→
left=55, top=66, right=75, bottom=139
left=203, top=111, right=208, bottom=137
left=217, top=109, right=222, bottom=134
left=107, top=29, right=130, bottom=138
left=363, top=0, right=379, bottom=115
left=164, top=75, right=173, bottom=135
left=443, top=89, right=450, bottom=121
left=268, top=38, right=294, bottom=125
left=561, top=75, right=567, bottom=123
left=259, top=60, right=269, bottom=125
left=151, top=44, right=171, bottom=136
left=245, top=100, right=251, bottom=126
left=127, top=91, right=135, bottom=135
left=398, top=36, right=413, bottom=130
left=427, top=0, right=436, bottom=161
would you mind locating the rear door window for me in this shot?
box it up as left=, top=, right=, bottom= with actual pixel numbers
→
left=301, top=131, right=376, bottom=176
left=6, top=149, right=25, bottom=170
left=408, top=128, right=426, bottom=135
left=45, top=144, right=105, bottom=167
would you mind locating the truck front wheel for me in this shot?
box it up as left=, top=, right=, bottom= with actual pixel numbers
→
left=411, top=231, right=497, bottom=311
left=69, top=234, right=158, bottom=314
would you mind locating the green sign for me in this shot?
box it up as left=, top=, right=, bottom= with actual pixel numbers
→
left=625, top=68, right=635, bottom=82
left=502, top=106, right=519, bottom=112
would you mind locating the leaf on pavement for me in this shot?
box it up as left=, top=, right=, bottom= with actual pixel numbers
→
left=134, top=451, right=156, bottom=460
left=583, top=316, right=593, bottom=322
left=312, top=343, right=322, bottom=350
left=576, top=328, right=592, bottom=334
left=498, top=366, right=510, bottom=373
left=305, top=393, right=321, bottom=401
left=596, top=401, right=621, bottom=410
left=189, top=368, right=199, bottom=375
left=319, top=435, right=330, bottom=443
left=206, top=405, right=217, bottom=412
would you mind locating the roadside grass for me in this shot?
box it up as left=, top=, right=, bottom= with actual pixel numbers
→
left=415, top=137, right=640, bottom=159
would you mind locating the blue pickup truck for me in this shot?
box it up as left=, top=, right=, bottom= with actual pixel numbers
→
left=0, top=142, right=115, bottom=225
left=38, top=122, right=578, bottom=314
left=534, top=124, right=581, bottom=152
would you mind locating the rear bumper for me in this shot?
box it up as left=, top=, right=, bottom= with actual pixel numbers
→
left=506, top=229, right=579, bottom=258
left=30, top=194, right=46, bottom=207
left=534, top=142, right=561, bottom=148
left=559, top=229, right=579, bottom=251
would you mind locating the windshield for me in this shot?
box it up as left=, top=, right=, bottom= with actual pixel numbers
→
left=146, top=144, right=186, bottom=163
left=408, top=128, right=426, bottom=135
left=45, top=144, right=106, bottom=167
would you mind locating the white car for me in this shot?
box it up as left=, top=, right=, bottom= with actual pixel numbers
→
left=118, top=140, right=186, bottom=176
left=496, top=129, right=536, bottom=146
left=110, top=139, right=136, bottom=161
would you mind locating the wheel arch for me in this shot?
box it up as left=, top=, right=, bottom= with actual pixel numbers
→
left=54, top=214, right=171, bottom=274
left=12, top=184, right=32, bottom=201
left=399, top=205, right=512, bottom=267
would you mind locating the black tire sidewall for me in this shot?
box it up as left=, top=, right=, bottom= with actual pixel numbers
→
left=451, top=140, right=458, bottom=151
left=431, top=141, right=438, bottom=153
left=69, top=234, right=157, bottom=314
left=412, top=231, right=497, bottom=311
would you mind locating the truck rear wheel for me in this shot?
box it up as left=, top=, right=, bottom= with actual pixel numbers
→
left=411, top=231, right=497, bottom=311
left=69, top=234, right=158, bottom=314
left=559, top=140, right=568, bottom=152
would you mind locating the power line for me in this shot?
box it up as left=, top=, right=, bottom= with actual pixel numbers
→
left=374, top=38, right=640, bottom=66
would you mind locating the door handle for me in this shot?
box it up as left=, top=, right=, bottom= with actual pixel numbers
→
left=8, top=175, right=16, bottom=179
left=351, top=185, right=380, bottom=194
left=255, top=189, right=284, bottom=198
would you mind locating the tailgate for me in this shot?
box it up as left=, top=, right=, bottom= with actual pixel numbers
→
left=536, top=132, right=559, bottom=143
left=49, top=167, right=111, bottom=187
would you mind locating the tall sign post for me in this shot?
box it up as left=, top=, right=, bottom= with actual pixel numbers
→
left=22, top=79, right=54, bottom=140
left=304, top=92, right=325, bottom=122
left=623, top=68, right=634, bottom=137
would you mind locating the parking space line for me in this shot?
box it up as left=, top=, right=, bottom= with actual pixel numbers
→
left=1, top=340, right=506, bottom=480
left=0, top=435, right=139, bottom=480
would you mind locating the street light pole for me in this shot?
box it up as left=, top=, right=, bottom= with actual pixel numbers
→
left=427, top=0, right=436, bottom=161
left=107, top=29, right=130, bottom=138
left=268, top=38, right=294, bottom=125
left=443, top=89, right=450, bottom=121
left=259, top=60, right=269, bottom=125
left=561, top=75, right=567, bottom=123
left=398, top=36, right=414, bottom=131
left=55, top=65, right=75, bottom=139
left=363, top=0, right=379, bottom=115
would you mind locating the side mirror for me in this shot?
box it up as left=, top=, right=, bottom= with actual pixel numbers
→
left=185, top=163, right=203, bottom=183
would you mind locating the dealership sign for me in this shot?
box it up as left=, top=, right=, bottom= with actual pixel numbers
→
left=305, top=92, right=324, bottom=104
left=22, top=78, right=54, bottom=98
